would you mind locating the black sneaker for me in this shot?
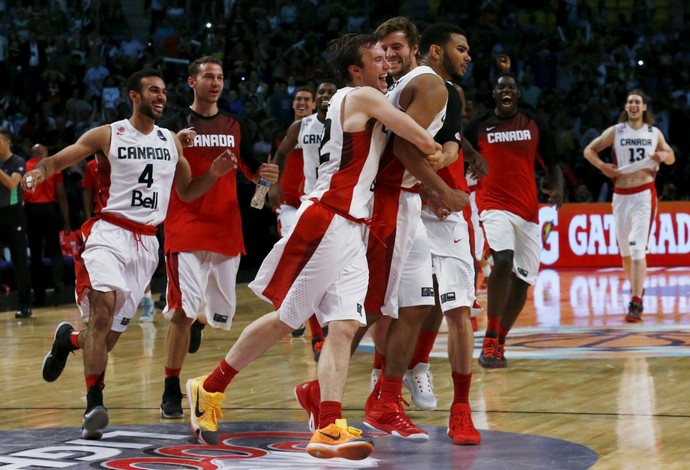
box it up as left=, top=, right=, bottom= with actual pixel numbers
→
left=161, top=376, right=184, bottom=418
left=42, top=322, right=76, bottom=382
left=82, top=385, right=109, bottom=440
left=291, top=323, right=306, bottom=338
left=189, top=320, right=205, bottom=354
left=15, top=307, right=32, bottom=319
left=625, top=301, right=643, bottom=323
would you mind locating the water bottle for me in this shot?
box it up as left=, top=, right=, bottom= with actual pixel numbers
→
left=250, top=177, right=271, bottom=209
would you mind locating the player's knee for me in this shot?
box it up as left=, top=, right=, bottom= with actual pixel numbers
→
left=491, top=249, right=514, bottom=268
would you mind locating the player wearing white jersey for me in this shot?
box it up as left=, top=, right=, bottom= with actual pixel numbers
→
left=584, top=88, right=675, bottom=323
left=26, top=68, right=235, bottom=441
left=186, top=33, right=463, bottom=461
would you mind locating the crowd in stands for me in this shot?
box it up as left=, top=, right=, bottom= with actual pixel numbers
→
left=1, top=0, right=688, bottom=240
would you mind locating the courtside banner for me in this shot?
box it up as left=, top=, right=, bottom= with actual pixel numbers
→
left=539, top=202, right=690, bottom=268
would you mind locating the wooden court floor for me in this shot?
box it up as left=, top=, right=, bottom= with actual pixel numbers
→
left=1, top=267, right=689, bottom=469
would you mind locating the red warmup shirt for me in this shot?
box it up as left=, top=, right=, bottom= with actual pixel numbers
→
left=24, top=158, right=62, bottom=203
left=280, top=147, right=305, bottom=207
left=159, top=109, right=259, bottom=257
left=464, top=110, right=557, bottom=223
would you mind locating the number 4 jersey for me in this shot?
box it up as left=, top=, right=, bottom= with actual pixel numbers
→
left=98, top=119, right=179, bottom=226
left=613, top=122, right=661, bottom=174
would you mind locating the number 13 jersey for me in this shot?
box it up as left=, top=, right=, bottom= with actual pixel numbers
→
left=613, top=122, right=661, bottom=174
left=98, top=119, right=179, bottom=226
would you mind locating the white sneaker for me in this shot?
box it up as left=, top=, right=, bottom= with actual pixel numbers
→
left=370, top=368, right=381, bottom=393
left=140, top=296, right=155, bottom=322
left=403, top=362, right=437, bottom=411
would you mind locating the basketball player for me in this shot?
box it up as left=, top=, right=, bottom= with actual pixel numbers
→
left=269, top=79, right=339, bottom=360
left=464, top=71, right=564, bottom=369
left=583, top=89, right=674, bottom=322
left=186, top=33, right=465, bottom=460
left=156, top=56, right=279, bottom=420
left=30, top=68, right=236, bottom=440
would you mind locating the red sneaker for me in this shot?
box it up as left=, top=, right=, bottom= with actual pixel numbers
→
left=363, top=392, right=428, bottom=443
left=447, top=402, right=480, bottom=445
left=478, top=337, right=499, bottom=369
left=294, top=380, right=320, bottom=432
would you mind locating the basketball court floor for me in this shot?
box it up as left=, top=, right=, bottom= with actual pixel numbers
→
left=1, top=267, right=689, bottom=469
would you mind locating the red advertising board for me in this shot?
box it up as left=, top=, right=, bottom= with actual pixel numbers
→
left=539, top=202, right=690, bottom=268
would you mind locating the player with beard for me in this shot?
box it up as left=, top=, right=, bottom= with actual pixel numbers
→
left=269, top=79, right=339, bottom=360
left=156, top=56, right=279, bottom=420
left=584, top=89, right=674, bottom=322
left=464, top=71, right=564, bottom=369
left=31, top=68, right=236, bottom=440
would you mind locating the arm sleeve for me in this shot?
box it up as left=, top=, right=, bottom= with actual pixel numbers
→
left=434, top=82, right=462, bottom=145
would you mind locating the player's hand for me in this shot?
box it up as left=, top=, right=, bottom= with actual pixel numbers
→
left=426, top=191, right=451, bottom=221
left=426, top=142, right=444, bottom=170
left=177, top=128, right=197, bottom=148
left=209, top=149, right=237, bottom=177
left=21, top=168, right=46, bottom=192
left=600, top=163, right=619, bottom=179
left=257, top=162, right=279, bottom=184
left=439, top=188, right=470, bottom=213
left=542, top=188, right=563, bottom=209
left=496, top=54, right=511, bottom=72
left=466, top=152, right=489, bottom=180
left=268, top=184, right=285, bottom=208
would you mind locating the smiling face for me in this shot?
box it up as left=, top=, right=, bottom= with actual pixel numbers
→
left=624, top=94, right=647, bottom=123
left=134, top=75, right=167, bottom=120
left=351, top=43, right=391, bottom=92
left=492, top=74, right=520, bottom=117
left=379, top=30, right=418, bottom=81
left=315, top=82, right=337, bottom=115
left=292, top=90, right=316, bottom=119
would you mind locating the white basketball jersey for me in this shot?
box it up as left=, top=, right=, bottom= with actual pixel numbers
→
left=613, top=122, right=661, bottom=174
left=310, top=87, right=388, bottom=219
left=298, top=113, right=325, bottom=198
left=100, top=119, right=179, bottom=226
left=386, top=65, right=447, bottom=188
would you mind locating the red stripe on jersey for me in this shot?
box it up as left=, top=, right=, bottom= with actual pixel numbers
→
left=164, top=252, right=183, bottom=311
left=437, top=150, right=469, bottom=192
left=95, top=158, right=112, bottom=214
left=319, top=129, right=373, bottom=214
left=261, top=204, right=336, bottom=309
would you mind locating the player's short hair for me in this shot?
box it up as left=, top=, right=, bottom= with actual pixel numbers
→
left=126, top=68, right=164, bottom=97
left=374, top=16, right=420, bottom=48
left=316, top=78, right=337, bottom=89
left=0, top=127, right=11, bottom=141
left=419, top=23, right=467, bottom=55
left=294, top=86, right=315, bottom=100
left=327, top=33, right=378, bottom=85
left=494, top=72, right=519, bottom=88
left=188, top=56, right=223, bottom=78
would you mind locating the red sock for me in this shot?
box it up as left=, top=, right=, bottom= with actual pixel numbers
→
left=85, top=373, right=104, bottom=391
left=69, top=331, right=81, bottom=349
left=373, top=351, right=385, bottom=370
left=632, top=296, right=642, bottom=304
left=203, top=359, right=238, bottom=393
left=497, top=324, right=510, bottom=343
left=486, top=316, right=499, bottom=338
left=408, top=329, right=437, bottom=368
left=452, top=371, right=472, bottom=405
left=319, top=401, right=342, bottom=428
left=308, top=315, right=324, bottom=339
left=379, top=375, right=403, bottom=401
left=165, top=367, right=181, bottom=378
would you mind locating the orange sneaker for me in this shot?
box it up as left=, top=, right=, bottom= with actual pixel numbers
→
left=447, top=402, right=480, bottom=445
left=306, top=419, right=374, bottom=460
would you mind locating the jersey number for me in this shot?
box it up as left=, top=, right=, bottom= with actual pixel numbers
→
left=318, top=118, right=332, bottom=165
left=628, top=148, right=645, bottom=163
left=138, top=164, right=154, bottom=188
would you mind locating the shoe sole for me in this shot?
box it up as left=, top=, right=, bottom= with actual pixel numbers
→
left=447, top=428, right=481, bottom=445
left=82, top=406, right=109, bottom=440
left=306, top=440, right=374, bottom=460
left=185, top=379, right=219, bottom=446
left=160, top=407, right=184, bottom=419
left=293, top=386, right=317, bottom=432
left=625, top=316, right=642, bottom=323
left=42, top=321, right=73, bottom=382
left=363, top=420, right=429, bottom=443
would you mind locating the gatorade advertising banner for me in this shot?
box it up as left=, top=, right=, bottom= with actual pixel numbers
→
left=539, top=202, right=690, bottom=268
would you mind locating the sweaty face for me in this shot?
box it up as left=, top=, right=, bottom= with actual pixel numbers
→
left=316, top=82, right=337, bottom=114
left=379, top=31, right=417, bottom=80
left=625, top=94, right=647, bottom=121
left=292, top=91, right=316, bottom=119
left=190, top=63, right=224, bottom=104
left=492, top=75, right=520, bottom=117
left=137, top=76, right=167, bottom=120
left=359, top=43, right=391, bottom=92
left=441, top=34, right=471, bottom=83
